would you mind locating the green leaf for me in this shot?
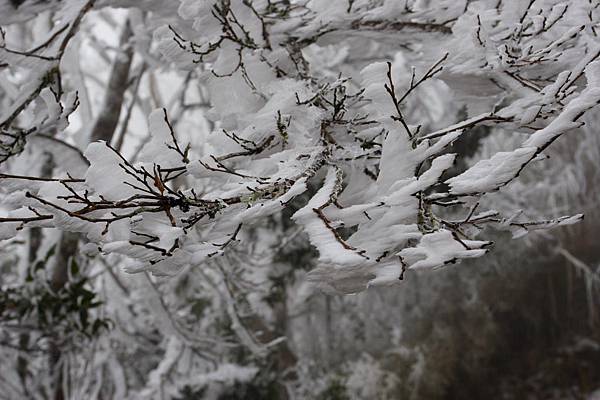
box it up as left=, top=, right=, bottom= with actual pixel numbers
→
left=79, top=308, right=88, bottom=329
left=70, top=258, right=79, bottom=277
left=44, top=244, right=57, bottom=262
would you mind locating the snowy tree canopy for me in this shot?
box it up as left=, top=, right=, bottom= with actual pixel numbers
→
left=2, top=1, right=600, bottom=399
left=1, top=0, right=599, bottom=295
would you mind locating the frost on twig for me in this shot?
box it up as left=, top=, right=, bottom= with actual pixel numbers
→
left=1, top=0, right=599, bottom=294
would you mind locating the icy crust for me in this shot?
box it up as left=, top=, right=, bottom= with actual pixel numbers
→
left=447, top=147, right=537, bottom=195
left=9, top=91, right=317, bottom=272
left=230, top=177, right=308, bottom=226
left=1, top=0, right=599, bottom=295
left=292, top=167, right=366, bottom=267
left=289, top=57, right=600, bottom=292
left=0, top=207, right=52, bottom=240
left=7, top=107, right=317, bottom=273
left=138, top=109, right=186, bottom=168
left=399, top=230, right=490, bottom=270
left=504, top=213, right=584, bottom=239
left=449, top=62, right=600, bottom=196
left=286, top=61, right=472, bottom=291
left=523, top=88, right=600, bottom=149
left=84, top=142, right=139, bottom=200
left=293, top=138, right=463, bottom=290
left=0, top=0, right=87, bottom=143
left=186, top=146, right=323, bottom=198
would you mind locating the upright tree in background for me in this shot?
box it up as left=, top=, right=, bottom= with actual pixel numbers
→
left=0, top=0, right=599, bottom=398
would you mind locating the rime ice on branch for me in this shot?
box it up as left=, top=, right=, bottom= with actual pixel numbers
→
left=1, top=0, right=599, bottom=293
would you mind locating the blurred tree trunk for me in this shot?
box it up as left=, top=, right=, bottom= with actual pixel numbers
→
left=89, top=19, right=134, bottom=144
